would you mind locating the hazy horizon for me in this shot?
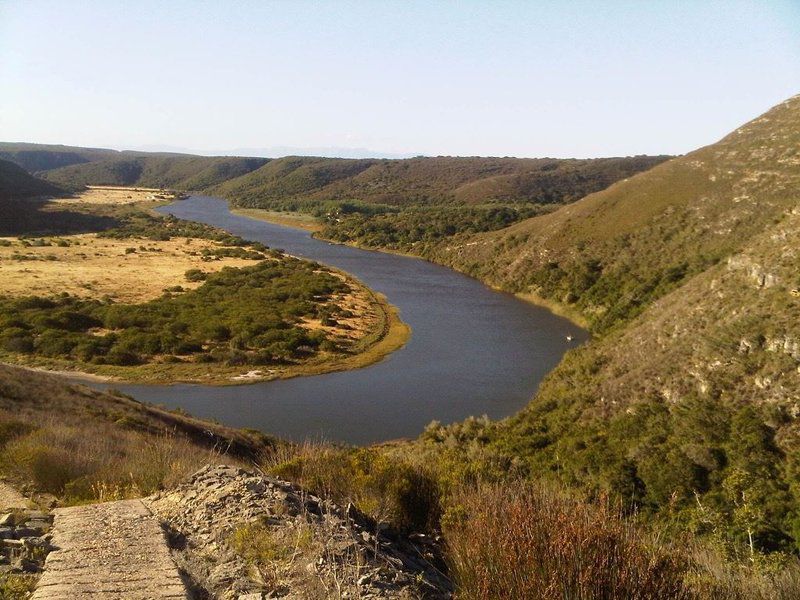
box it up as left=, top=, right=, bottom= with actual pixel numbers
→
left=2, top=1, right=799, bottom=159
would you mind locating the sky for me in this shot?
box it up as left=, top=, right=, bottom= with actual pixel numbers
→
left=1, top=0, right=799, bottom=158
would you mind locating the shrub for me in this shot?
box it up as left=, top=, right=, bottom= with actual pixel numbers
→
left=267, top=443, right=441, bottom=533
left=2, top=335, right=34, bottom=353
left=184, top=268, right=207, bottom=282
left=104, top=349, right=141, bottom=366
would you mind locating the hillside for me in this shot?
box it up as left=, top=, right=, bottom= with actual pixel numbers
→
left=430, top=95, right=800, bottom=332
left=214, top=154, right=669, bottom=208
left=0, top=363, right=274, bottom=496
left=419, top=95, right=800, bottom=553
left=0, top=158, right=77, bottom=235
left=0, top=158, right=64, bottom=201
left=42, top=154, right=269, bottom=190
left=0, top=142, right=119, bottom=173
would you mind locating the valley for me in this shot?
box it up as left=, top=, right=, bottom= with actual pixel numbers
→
left=5, top=4, right=799, bottom=597
left=2, top=97, right=800, bottom=599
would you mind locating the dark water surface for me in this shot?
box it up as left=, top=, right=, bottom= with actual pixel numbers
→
left=99, top=196, right=587, bottom=444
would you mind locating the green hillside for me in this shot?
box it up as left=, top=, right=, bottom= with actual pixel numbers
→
left=216, top=154, right=669, bottom=208
left=430, top=96, right=800, bottom=332
left=42, top=154, right=269, bottom=190
left=419, top=95, right=800, bottom=554
left=0, top=142, right=119, bottom=173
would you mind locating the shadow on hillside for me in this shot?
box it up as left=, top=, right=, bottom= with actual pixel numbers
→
left=0, top=198, right=120, bottom=236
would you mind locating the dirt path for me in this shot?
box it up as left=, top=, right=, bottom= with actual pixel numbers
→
left=31, top=499, right=187, bottom=599
left=0, top=481, right=29, bottom=510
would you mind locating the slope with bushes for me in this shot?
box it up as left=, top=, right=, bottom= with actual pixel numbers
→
left=430, top=95, right=800, bottom=332
left=416, top=95, right=800, bottom=557
left=42, top=154, right=269, bottom=190
left=0, top=364, right=273, bottom=503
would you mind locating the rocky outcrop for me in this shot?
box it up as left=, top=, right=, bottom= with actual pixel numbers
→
left=0, top=508, right=52, bottom=577
left=148, top=465, right=451, bottom=599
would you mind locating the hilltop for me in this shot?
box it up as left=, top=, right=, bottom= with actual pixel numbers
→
left=0, top=143, right=119, bottom=173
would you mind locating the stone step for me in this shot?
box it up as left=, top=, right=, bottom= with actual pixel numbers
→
left=31, top=499, right=188, bottom=600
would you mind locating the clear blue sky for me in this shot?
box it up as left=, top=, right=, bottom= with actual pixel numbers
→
left=1, top=0, right=799, bottom=158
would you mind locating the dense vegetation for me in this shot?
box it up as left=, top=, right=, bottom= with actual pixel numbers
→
left=214, top=155, right=669, bottom=208
left=319, top=204, right=552, bottom=252
left=42, top=154, right=269, bottom=190
left=0, top=258, right=349, bottom=368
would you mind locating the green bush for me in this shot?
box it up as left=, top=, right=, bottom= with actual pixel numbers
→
left=184, top=268, right=207, bottom=282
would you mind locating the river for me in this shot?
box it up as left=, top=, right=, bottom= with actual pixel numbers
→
left=100, top=195, right=587, bottom=445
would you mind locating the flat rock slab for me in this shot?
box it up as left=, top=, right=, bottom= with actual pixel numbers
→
left=32, top=499, right=187, bottom=600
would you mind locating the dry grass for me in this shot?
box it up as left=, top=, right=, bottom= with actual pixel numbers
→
left=0, top=364, right=274, bottom=503
left=0, top=235, right=257, bottom=303
left=0, top=416, right=217, bottom=502
left=443, top=482, right=691, bottom=600
left=441, top=481, right=800, bottom=600
left=51, top=186, right=179, bottom=206
left=231, top=207, right=324, bottom=232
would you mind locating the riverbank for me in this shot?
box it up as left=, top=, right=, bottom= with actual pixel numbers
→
left=230, top=203, right=590, bottom=331
left=230, top=207, right=324, bottom=232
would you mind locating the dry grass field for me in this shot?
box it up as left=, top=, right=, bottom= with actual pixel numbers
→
left=51, top=185, right=182, bottom=206
left=0, top=234, right=257, bottom=303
